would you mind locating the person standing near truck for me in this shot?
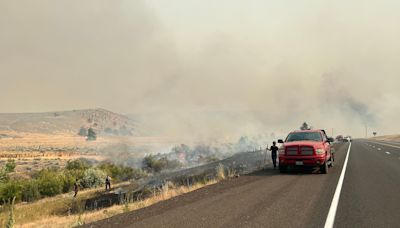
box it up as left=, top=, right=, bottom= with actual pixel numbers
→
left=270, top=141, right=279, bottom=169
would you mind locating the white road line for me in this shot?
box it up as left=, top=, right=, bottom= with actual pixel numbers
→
left=377, top=148, right=381, bottom=151
left=386, top=152, right=391, bottom=155
left=324, top=142, right=352, bottom=228
left=371, top=141, right=400, bottom=149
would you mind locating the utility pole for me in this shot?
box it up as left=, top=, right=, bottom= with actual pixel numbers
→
left=365, top=125, right=368, bottom=138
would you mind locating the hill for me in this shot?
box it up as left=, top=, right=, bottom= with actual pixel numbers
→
left=0, top=108, right=136, bottom=136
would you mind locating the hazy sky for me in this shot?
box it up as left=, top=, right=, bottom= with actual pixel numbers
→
left=1, top=1, right=400, bottom=137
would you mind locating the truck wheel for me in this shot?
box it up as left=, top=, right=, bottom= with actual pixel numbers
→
left=320, top=161, right=328, bottom=174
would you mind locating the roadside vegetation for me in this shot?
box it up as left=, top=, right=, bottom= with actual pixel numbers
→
left=0, top=159, right=236, bottom=227
left=0, top=158, right=146, bottom=204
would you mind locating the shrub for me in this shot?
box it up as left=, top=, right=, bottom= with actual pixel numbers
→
left=80, top=168, right=106, bottom=188
left=66, top=158, right=92, bottom=171
left=0, top=180, right=23, bottom=202
left=36, top=169, right=63, bottom=197
left=98, top=162, right=146, bottom=182
left=0, top=167, right=8, bottom=183
left=142, top=155, right=182, bottom=173
left=61, top=171, right=78, bottom=193
left=5, top=159, right=16, bottom=173
left=21, top=180, right=41, bottom=202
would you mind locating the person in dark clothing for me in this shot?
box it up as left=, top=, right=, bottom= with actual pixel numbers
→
left=270, top=141, right=279, bottom=169
left=105, top=175, right=111, bottom=191
left=73, top=179, right=79, bottom=197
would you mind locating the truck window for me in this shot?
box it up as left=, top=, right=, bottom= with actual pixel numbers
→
left=286, top=132, right=323, bottom=142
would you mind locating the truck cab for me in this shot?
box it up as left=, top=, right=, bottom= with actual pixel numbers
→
left=277, top=129, right=334, bottom=174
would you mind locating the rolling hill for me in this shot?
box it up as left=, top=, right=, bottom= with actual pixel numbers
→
left=0, top=108, right=137, bottom=136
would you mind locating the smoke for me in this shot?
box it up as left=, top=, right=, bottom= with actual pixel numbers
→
left=1, top=0, right=400, bottom=138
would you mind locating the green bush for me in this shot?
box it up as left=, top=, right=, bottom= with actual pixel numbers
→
left=5, top=159, right=16, bottom=173
left=61, top=171, right=78, bottom=193
left=0, top=180, right=23, bottom=202
left=80, top=168, right=106, bottom=188
left=142, top=155, right=182, bottom=173
left=0, top=167, right=8, bottom=183
left=98, top=162, right=146, bottom=182
left=66, top=158, right=92, bottom=171
left=36, top=169, right=63, bottom=197
left=21, top=180, right=41, bottom=202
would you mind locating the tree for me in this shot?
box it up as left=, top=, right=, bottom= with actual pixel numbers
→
left=78, top=127, right=87, bottom=137
left=300, top=122, right=311, bottom=130
left=87, top=128, right=97, bottom=141
left=373, top=132, right=377, bottom=136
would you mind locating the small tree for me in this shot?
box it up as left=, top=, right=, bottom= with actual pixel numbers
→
left=300, top=122, right=311, bottom=130
left=78, top=127, right=88, bottom=137
left=373, top=132, right=377, bottom=137
left=87, top=128, right=97, bottom=141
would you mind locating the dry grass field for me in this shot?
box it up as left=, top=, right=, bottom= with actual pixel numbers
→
left=0, top=179, right=218, bottom=228
left=371, top=134, right=400, bottom=142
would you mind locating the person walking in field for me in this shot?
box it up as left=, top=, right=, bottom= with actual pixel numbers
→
left=105, top=175, right=111, bottom=191
left=269, top=141, right=279, bottom=169
left=73, top=179, right=79, bottom=197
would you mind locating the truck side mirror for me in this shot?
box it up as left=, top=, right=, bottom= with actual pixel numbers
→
left=327, top=137, right=334, bottom=143
left=278, top=139, right=284, bottom=144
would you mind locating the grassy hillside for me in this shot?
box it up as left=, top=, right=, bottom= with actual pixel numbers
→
left=0, top=108, right=136, bottom=136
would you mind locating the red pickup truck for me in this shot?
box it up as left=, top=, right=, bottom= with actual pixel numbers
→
left=277, top=130, right=334, bottom=174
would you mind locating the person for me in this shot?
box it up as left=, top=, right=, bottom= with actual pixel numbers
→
left=105, top=175, right=111, bottom=191
left=73, top=179, right=79, bottom=197
left=270, top=141, right=279, bottom=169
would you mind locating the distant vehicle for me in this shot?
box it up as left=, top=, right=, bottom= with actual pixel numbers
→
left=277, top=129, right=334, bottom=174
left=344, top=136, right=352, bottom=142
left=336, top=135, right=344, bottom=142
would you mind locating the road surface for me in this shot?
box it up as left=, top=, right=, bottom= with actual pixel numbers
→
left=85, top=140, right=400, bottom=228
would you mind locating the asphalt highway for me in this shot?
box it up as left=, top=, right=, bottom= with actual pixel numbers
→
left=86, top=140, right=400, bottom=228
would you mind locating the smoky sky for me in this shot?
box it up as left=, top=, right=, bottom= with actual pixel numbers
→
left=1, top=0, right=400, bottom=137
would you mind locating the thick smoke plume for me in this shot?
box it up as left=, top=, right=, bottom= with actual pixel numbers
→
left=1, top=1, right=400, bottom=138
